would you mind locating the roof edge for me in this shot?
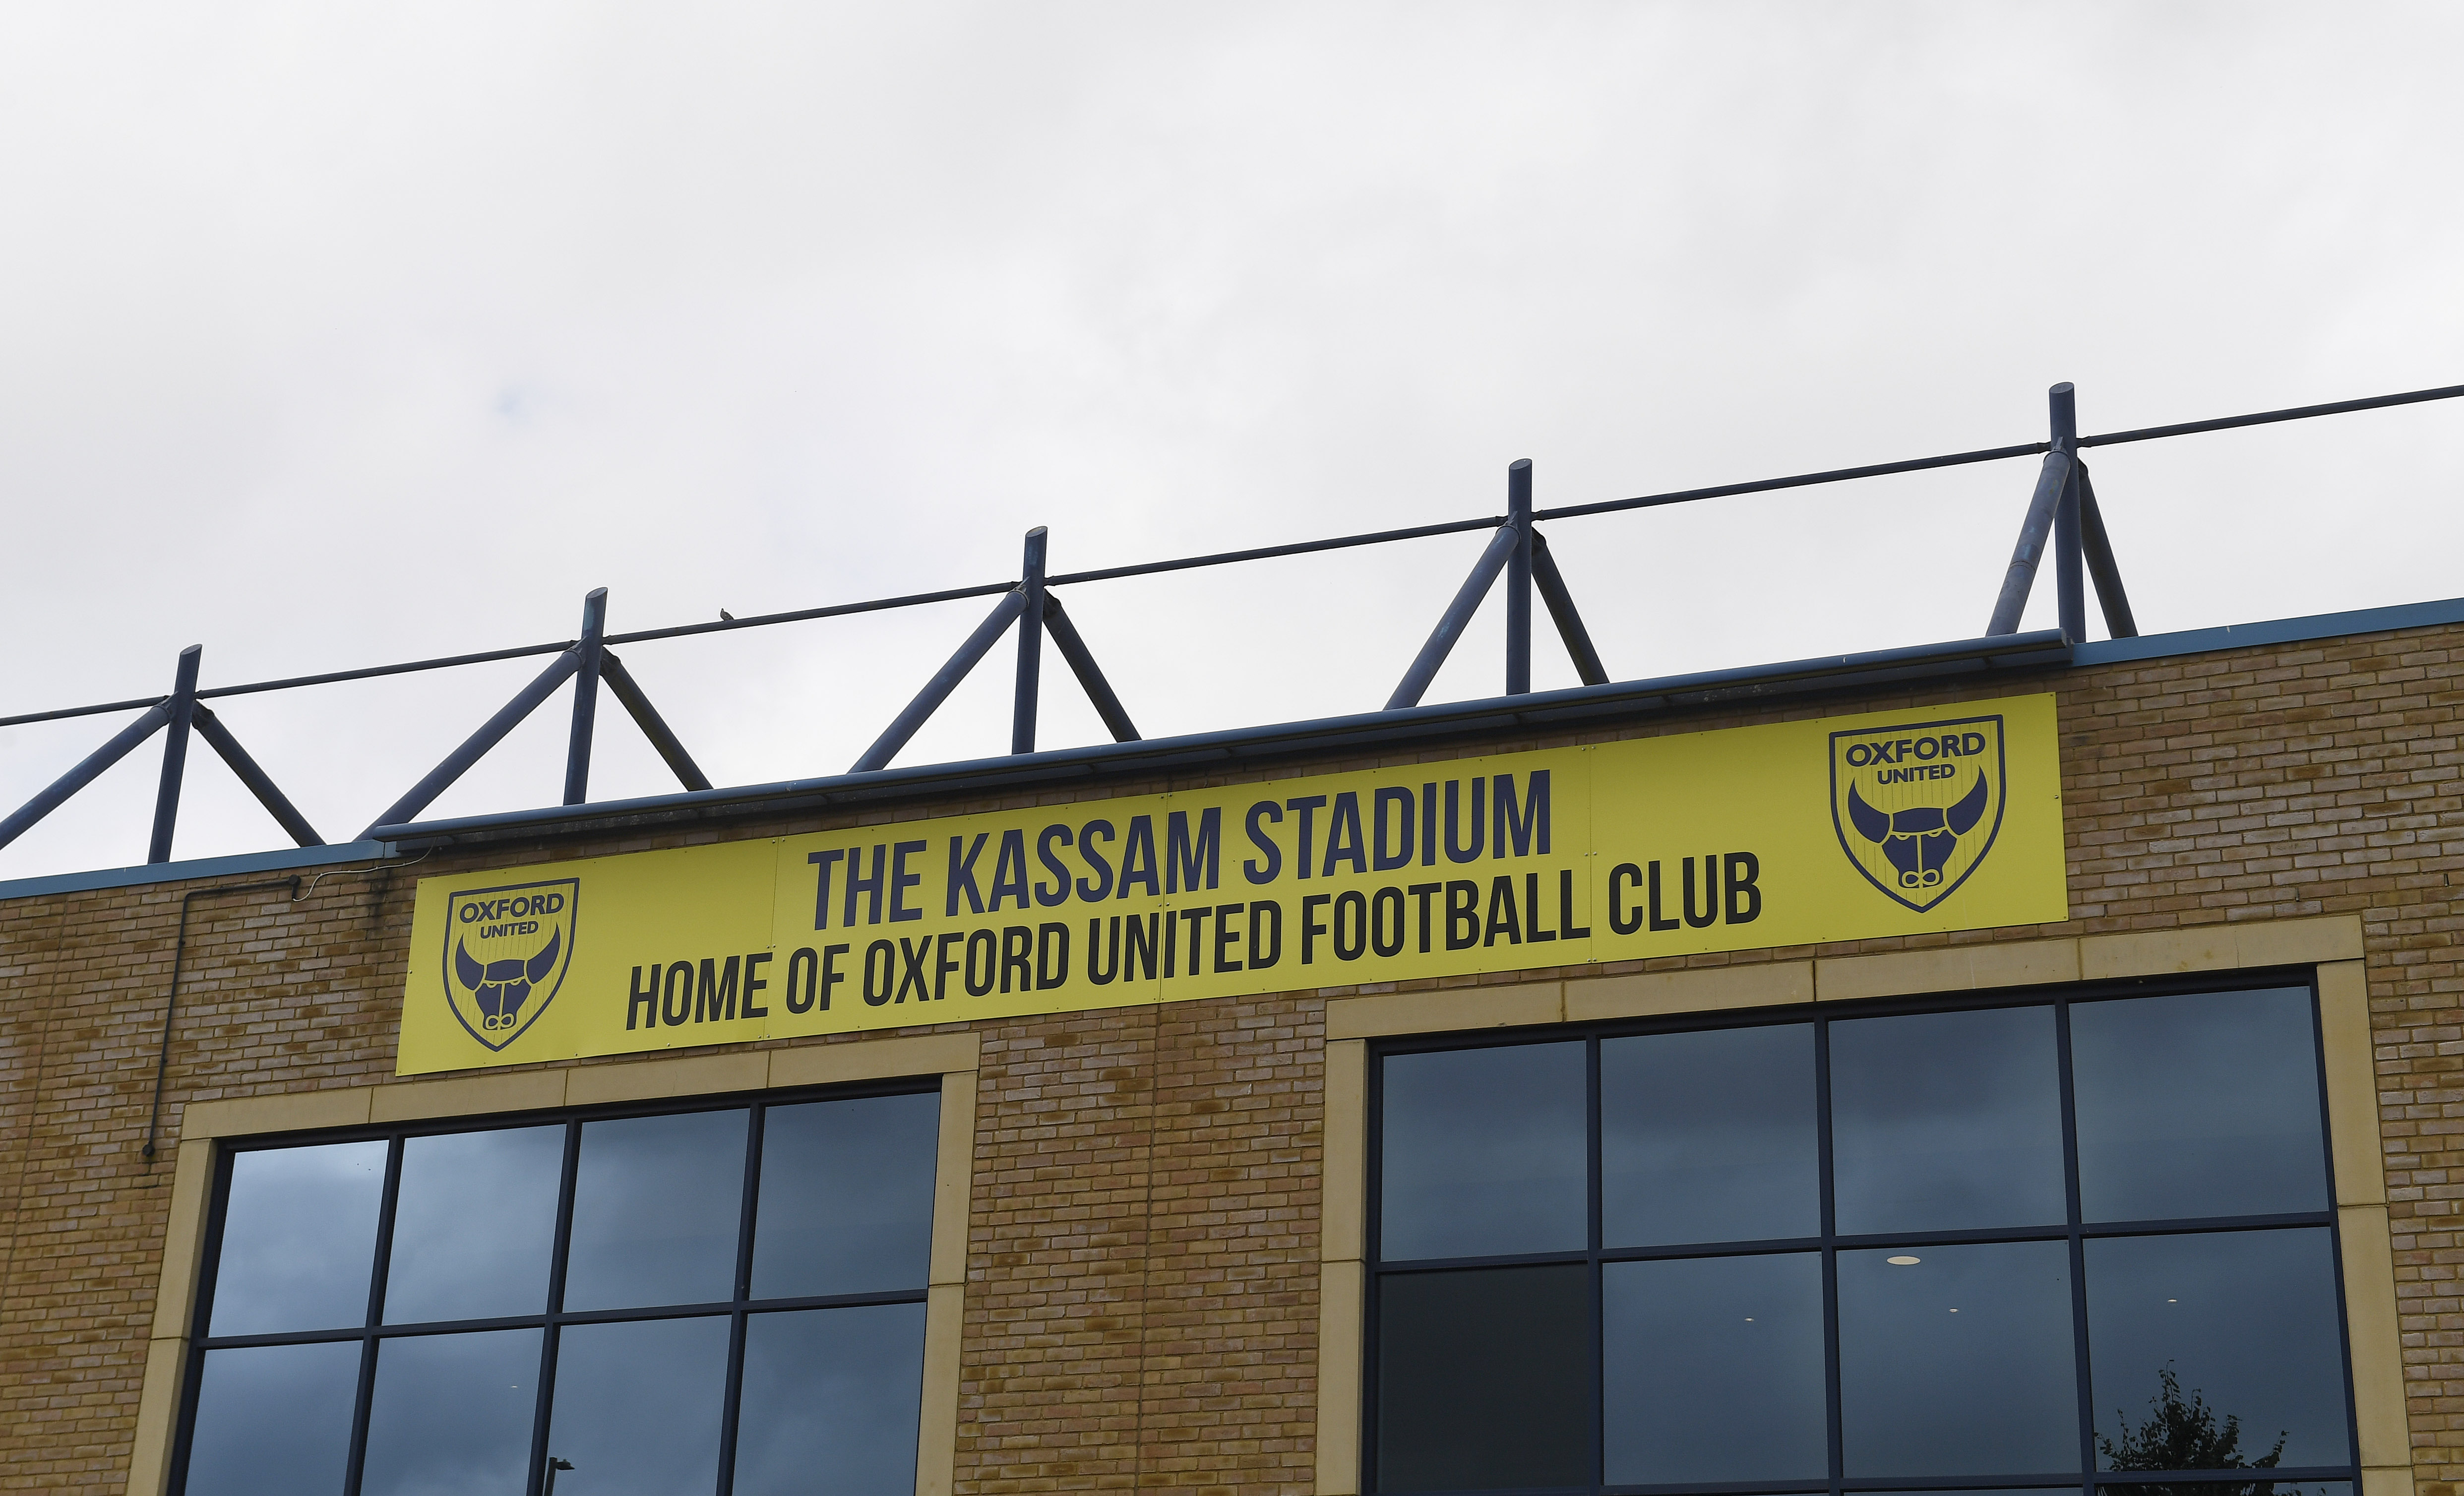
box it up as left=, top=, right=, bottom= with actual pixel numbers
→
left=11, top=591, right=2459, bottom=898
left=370, top=630, right=2072, bottom=849
left=0, top=839, right=399, bottom=904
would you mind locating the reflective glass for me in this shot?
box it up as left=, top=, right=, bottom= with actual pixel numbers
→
left=209, top=1139, right=387, bottom=1335
left=2089, top=1229, right=2351, bottom=1469
left=384, top=1125, right=563, bottom=1324
left=1602, top=1252, right=1827, bottom=1483
left=562, top=1109, right=746, bottom=1311
left=2072, top=988, right=2331, bottom=1222
left=1838, top=1241, right=2078, bottom=1476
left=1380, top=1043, right=1586, bottom=1261
left=2105, top=1486, right=2348, bottom=1496
left=1375, top=1264, right=1589, bottom=1491
left=751, top=1092, right=939, bottom=1300
left=1602, top=1025, right=1818, bottom=1247
left=545, top=1316, right=731, bottom=1496
left=1831, top=1006, right=2066, bottom=1234
left=359, top=1328, right=542, bottom=1496
left=182, top=1341, right=361, bottom=1496
left=734, top=1304, right=929, bottom=1496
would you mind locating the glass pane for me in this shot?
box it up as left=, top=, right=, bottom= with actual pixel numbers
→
left=384, top=1126, right=563, bottom=1323
left=751, top=1092, right=939, bottom=1300
left=1380, top=1043, right=1586, bottom=1260
left=2072, top=988, right=2331, bottom=1222
left=1838, top=1241, right=2078, bottom=1476
left=562, top=1110, right=746, bottom=1311
left=182, top=1341, right=361, bottom=1496
left=2088, top=1229, right=2352, bottom=1469
left=1602, top=1025, right=1818, bottom=1247
left=2105, top=1486, right=2348, bottom=1496
left=1374, top=1264, right=1589, bottom=1491
left=544, top=1316, right=730, bottom=1496
left=734, top=1304, right=929, bottom=1496
left=1602, top=1252, right=1827, bottom=1483
left=360, top=1328, right=542, bottom=1496
left=1831, top=1006, right=2067, bottom=1234
left=209, top=1139, right=387, bottom=1335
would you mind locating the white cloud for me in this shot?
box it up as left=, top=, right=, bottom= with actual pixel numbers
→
left=2, top=1, right=2458, bottom=876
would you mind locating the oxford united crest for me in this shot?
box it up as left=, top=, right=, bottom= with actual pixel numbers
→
left=441, top=878, right=579, bottom=1050
left=1830, top=714, right=2006, bottom=913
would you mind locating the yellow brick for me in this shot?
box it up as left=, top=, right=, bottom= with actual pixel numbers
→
left=1324, top=980, right=1561, bottom=1040
left=2319, top=960, right=2386, bottom=1207
left=767, top=1030, right=979, bottom=1090
left=370, top=1067, right=568, bottom=1124
left=562, top=1050, right=769, bottom=1106
left=180, top=1086, right=373, bottom=1140
left=1817, top=937, right=2078, bottom=1002
left=1567, top=961, right=1812, bottom=1020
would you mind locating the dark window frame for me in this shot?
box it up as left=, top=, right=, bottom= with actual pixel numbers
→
left=169, top=1077, right=940, bottom=1496
left=1362, top=967, right=2364, bottom=1496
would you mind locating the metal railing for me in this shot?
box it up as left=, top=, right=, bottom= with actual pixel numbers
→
left=4, top=378, right=2459, bottom=870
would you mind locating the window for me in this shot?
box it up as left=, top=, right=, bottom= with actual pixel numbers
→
left=174, top=1086, right=940, bottom=1496
left=1367, top=983, right=2358, bottom=1496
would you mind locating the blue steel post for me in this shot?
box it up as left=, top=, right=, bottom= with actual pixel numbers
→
left=1506, top=460, right=1533, bottom=694
left=599, top=652, right=714, bottom=792
left=1385, top=524, right=1519, bottom=711
left=146, top=645, right=203, bottom=864
left=192, top=706, right=325, bottom=846
left=0, top=701, right=175, bottom=853
left=1043, top=596, right=1140, bottom=743
left=2050, top=383, right=2086, bottom=642
left=360, top=647, right=583, bottom=836
left=850, top=590, right=1029, bottom=773
left=1013, top=528, right=1047, bottom=755
left=1530, top=533, right=1610, bottom=686
left=563, top=588, right=608, bottom=806
left=2075, top=463, right=2139, bottom=638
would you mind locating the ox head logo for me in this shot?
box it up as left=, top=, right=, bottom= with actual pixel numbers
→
left=438, top=878, right=579, bottom=1051
left=1830, top=715, right=2007, bottom=913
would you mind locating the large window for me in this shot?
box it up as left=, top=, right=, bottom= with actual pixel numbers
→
left=175, top=1086, right=940, bottom=1496
left=1368, top=982, right=2358, bottom=1496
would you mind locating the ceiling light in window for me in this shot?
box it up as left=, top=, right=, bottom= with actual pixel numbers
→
left=1886, top=1255, right=1920, bottom=1266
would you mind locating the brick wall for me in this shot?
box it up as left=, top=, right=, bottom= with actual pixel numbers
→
left=2, top=620, right=2461, bottom=1492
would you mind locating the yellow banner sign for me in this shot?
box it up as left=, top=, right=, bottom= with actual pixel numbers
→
left=398, top=693, right=2064, bottom=1074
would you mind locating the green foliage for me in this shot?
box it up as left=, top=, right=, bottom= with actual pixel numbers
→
left=2098, top=1364, right=2290, bottom=1496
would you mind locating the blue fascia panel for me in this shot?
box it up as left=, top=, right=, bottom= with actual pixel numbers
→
left=0, top=840, right=397, bottom=904
left=2073, top=596, right=2464, bottom=667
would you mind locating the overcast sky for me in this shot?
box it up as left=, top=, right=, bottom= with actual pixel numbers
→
left=1, top=2, right=2458, bottom=879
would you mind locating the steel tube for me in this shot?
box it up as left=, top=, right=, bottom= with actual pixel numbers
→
left=600, top=652, right=713, bottom=792
left=0, top=700, right=174, bottom=853
left=604, top=579, right=1014, bottom=648
left=1044, top=515, right=1504, bottom=588
left=2076, top=463, right=2138, bottom=639
left=148, top=645, right=203, bottom=864
left=1533, top=441, right=2050, bottom=523
left=192, top=706, right=325, bottom=847
left=1385, top=523, right=1519, bottom=711
left=1531, top=532, right=1609, bottom=686
left=360, top=647, right=583, bottom=836
left=2076, top=379, right=2464, bottom=449
left=1506, top=460, right=1533, bottom=695
left=851, top=589, right=1028, bottom=773
left=2050, top=384, right=2086, bottom=644
left=1043, top=594, right=1140, bottom=743
left=564, top=589, right=608, bottom=806
left=1985, top=449, right=2076, bottom=636
left=1014, top=529, right=1047, bottom=755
